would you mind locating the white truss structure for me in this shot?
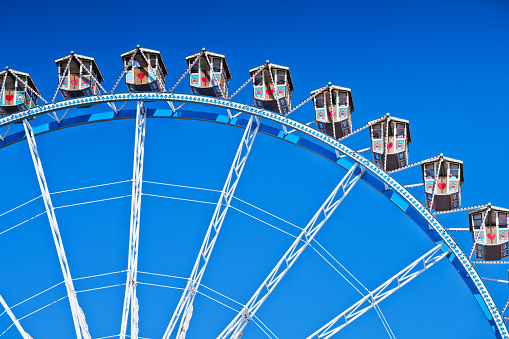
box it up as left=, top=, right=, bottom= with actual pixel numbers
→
left=218, top=163, right=365, bottom=339
left=120, top=102, right=147, bottom=339
left=162, top=115, right=260, bottom=339
left=0, top=293, right=32, bottom=339
left=307, top=243, right=452, bottom=339
left=23, top=120, right=91, bottom=339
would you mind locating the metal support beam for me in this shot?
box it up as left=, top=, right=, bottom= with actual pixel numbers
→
left=0, top=293, right=32, bottom=339
left=307, top=243, right=451, bottom=339
left=23, top=120, right=90, bottom=339
left=162, top=115, right=260, bottom=339
left=120, top=101, right=146, bottom=339
left=218, top=163, right=365, bottom=338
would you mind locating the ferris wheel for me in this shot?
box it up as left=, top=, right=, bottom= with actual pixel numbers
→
left=0, top=46, right=507, bottom=339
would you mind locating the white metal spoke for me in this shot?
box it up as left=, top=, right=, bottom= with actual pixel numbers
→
left=23, top=120, right=90, bottom=339
left=307, top=243, right=451, bottom=339
left=0, top=293, right=32, bottom=339
left=120, top=101, right=146, bottom=339
left=162, top=115, right=260, bottom=339
left=218, top=163, right=365, bottom=339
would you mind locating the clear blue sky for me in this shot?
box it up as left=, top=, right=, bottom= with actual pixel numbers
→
left=0, top=0, right=508, bottom=338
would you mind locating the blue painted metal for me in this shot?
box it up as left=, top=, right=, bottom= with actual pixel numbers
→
left=0, top=93, right=506, bottom=338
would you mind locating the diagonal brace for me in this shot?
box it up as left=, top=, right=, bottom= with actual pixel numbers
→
left=162, top=115, right=260, bottom=339
left=218, top=163, right=365, bottom=339
left=23, top=120, right=90, bottom=339
left=308, top=243, right=451, bottom=339
left=120, top=101, right=147, bottom=339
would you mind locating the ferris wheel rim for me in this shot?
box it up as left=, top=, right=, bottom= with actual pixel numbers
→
left=0, top=92, right=506, bottom=338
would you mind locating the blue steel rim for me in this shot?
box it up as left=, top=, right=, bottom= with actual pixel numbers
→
left=0, top=92, right=506, bottom=338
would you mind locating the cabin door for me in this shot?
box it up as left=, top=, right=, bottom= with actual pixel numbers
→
left=386, top=122, right=394, bottom=154
left=200, top=60, right=210, bottom=88
left=266, top=71, right=275, bottom=100
left=4, top=76, right=15, bottom=105
left=134, top=66, right=148, bottom=84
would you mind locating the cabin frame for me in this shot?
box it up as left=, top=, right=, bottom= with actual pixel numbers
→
left=250, top=62, right=294, bottom=115
left=421, top=156, right=464, bottom=211
left=469, top=206, right=509, bottom=261
left=369, top=116, right=411, bottom=171
left=0, top=68, right=39, bottom=116
left=312, top=85, right=354, bottom=139
left=121, top=47, right=168, bottom=92
left=186, top=50, right=231, bottom=98
left=55, top=53, right=104, bottom=101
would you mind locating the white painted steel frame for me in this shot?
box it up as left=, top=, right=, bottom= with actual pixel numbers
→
left=307, top=243, right=452, bottom=339
left=218, top=163, right=365, bottom=338
left=120, top=101, right=147, bottom=339
left=0, top=293, right=32, bottom=339
left=162, top=115, right=260, bottom=339
left=23, top=120, right=91, bottom=339
left=0, top=93, right=505, bottom=338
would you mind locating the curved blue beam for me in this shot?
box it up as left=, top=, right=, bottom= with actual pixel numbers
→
left=0, top=93, right=506, bottom=338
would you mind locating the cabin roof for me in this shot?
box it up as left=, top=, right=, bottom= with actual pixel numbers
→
left=368, top=116, right=412, bottom=143
left=54, top=54, right=105, bottom=82
left=310, top=85, right=355, bottom=112
left=186, top=51, right=232, bottom=79
left=0, top=69, right=41, bottom=95
left=420, top=156, right=465, bottom=183
left=469, top=205, right=509, bottom=215
left=120, top=47, right=168, bottom=76
left=249, top=63, right=294, bottom=91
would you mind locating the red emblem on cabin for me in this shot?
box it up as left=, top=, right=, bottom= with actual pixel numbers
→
left=202, top=77, right=209, bottom=83
left=386, top=142, right=393, bottom=149
left=5, top=95, right=13, bottom=102
left=437, top=183, right=446, bottom=190
left=71, top=79, right=79, bottom=87
left=137, top=73, right=145, bottom=80
left=488, top=233, right=496, bottom=240
left=266, top=89, right=273, bottom=96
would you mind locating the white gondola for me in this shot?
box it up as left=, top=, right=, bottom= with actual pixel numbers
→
left=121, top=46, right=168, bottom=92
left=421, top=156, right=464, bottom=211
left=250, top=62, right=293, bottom=115
left=369, top=115, right=411, bottom=171
left=186, top=49, right=231, bottom=98
left=0, top=67, right=39, bottom=116
left=469, top=205, right=509, bottom=261
left=312, top=84, right=354, bottom=139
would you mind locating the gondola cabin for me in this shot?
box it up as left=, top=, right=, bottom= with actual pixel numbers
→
left=369, top=115, right=411, bottom=171
left=55, top=53, right=104, bottom=103
left=312, top=84, right=354, bottom=139
left=0, top=68, right=39, bottom=116
left=121, top=46, right=168, bottom=92
left=186, top=49, right=231, bottom=98
left=469, top=205, right=509, bottom=261
left=250, top=62, right=293, bottom=115
left=421, top=156, right=464, bottom=211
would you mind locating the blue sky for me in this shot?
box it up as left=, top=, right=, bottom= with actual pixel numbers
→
left=0, top=0, right=508, bottom=338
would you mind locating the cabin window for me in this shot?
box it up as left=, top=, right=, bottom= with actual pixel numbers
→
left=338, top=92, right=347, bottom=105
left=499, top=213, right=508, bottom=228
left=473, top=214, right=483, bottom=229
left=276, top=70, right=285, bottom=85
left=438, top=163, right=447, bottom=177
left=424, top=164, right=434, bottom=178
left=396, top=124, right=405, bottom=138
left=59, top=64, right=67, bottom=76
left=150, top=55, right=157, bottom=68
left=315, top=94, right=325, bottom=108
left=190, top=61, right=199, bottom=74
left=372, top=125, right=382, bottom=139
left=488, top=211, right=497, bottom=226
left=213, top=58, right=221, bottom=72
left=82, top=62, right=92, bottom=75
left=254, top=73, right=263, bottom=86
left=449, top=164, right=459, bottom=179
left=15, top=79, right=24, bottom=92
